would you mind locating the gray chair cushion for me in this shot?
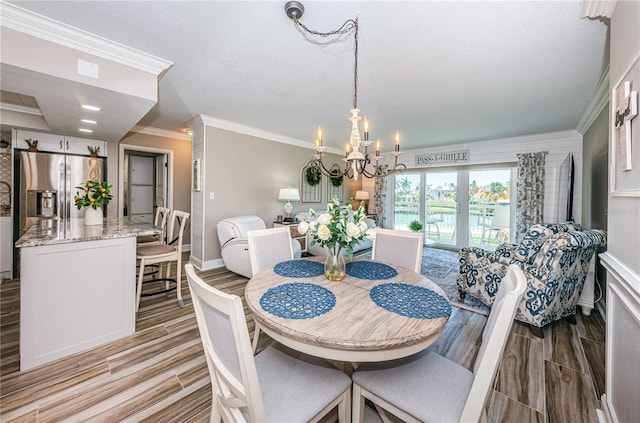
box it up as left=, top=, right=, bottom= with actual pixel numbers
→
left=243, top=343, right=351, bottom=422
left=353, top=350, right=473, bottom=422
left=137, top=244, right=175, bottom=257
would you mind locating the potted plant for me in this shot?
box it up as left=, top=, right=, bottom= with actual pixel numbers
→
left=87, top=146, right=101, bottom=157
left=74, top=180, right=112, bottom=225
left=409, top=220, right=424, bottom=232
left=25, top=138, right=38, bottom=152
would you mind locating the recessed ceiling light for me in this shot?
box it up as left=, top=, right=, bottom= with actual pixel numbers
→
left=79, top=128, right=93, bottom=133
left=81, top=104, right=101, bottom=111
left=81, top=119, right=97, bottom=124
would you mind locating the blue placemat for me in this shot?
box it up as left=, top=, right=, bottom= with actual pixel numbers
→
left=274, top=259, right=324, bottom=278
left=260, top=282, right=336, bottom=319
left=346, top=261, right=398, bottom=280
left=370, top=283, right=451, bottom=319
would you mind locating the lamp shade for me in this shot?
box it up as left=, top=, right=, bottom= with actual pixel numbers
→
left=355, top=190, right=370, bottom=201
left=278, top=188, right=300, bottom=201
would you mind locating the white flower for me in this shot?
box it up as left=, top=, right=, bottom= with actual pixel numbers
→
left=297, top=220, right=309, bottom=234
left=309, top=220, right=319, bottom=231
left=358, top=220, right=368, bottom=233
left=317, top=224, right=331, bottom=240
left=317, top=213, right=332, bottom=225
left=365, top=228, right=376, bottom=240
left=346, top=222, right=361, bottom=238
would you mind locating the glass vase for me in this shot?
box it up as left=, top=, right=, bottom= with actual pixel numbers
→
left=324, top=246, right=346, bottom=281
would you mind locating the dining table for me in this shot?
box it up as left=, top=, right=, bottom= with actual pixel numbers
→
left=244, top=256, right=452, bottom=365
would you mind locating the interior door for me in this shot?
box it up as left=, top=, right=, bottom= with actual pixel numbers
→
left=129, top=155, right=154, bottom=223
left=154, top=155, right=167, bottom=209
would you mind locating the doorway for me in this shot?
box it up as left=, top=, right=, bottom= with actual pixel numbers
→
left=118, top=144, right=173, bottom=222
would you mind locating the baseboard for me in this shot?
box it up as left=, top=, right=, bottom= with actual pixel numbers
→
left=190, top=257, right=225, bottom=272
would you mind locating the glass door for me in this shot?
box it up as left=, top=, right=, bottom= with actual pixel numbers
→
left=392, top=174, right=421, bottom=232
left=468, top=169, right=513, bottom=249
left=424, top=172, right=458, bottom=246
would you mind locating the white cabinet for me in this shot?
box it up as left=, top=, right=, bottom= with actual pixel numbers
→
left=12, top=129, right=106, bottom=157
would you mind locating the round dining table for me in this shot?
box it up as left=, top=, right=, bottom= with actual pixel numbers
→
left=244, top=256, right=451, bottom=364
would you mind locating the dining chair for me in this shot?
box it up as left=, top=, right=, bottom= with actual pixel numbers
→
left=136, top=210, right=190, bottom=318
left=247, top=226, right=295, bottom=351
left=247, top=226, right=294, bottom=276
left=351, top=264, right=526, bottom=423
left=371, top=228, right=424, bottom=273
left=185, top=263, right=352, bottom=423
left=137, top=206, right=171, bottom=246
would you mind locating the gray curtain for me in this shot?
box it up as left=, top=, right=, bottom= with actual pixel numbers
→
left=374, top=166, right=389, bottom=228
left=516, top=151, right=547, bottom=241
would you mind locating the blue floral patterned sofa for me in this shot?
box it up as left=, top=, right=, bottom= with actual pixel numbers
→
left=457, top=223, right=606, bottom=336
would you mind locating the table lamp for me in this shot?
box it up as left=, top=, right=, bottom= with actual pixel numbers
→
left=355, top=190, right=370, bottom=212
left=278, top=187, right=300, bottom=221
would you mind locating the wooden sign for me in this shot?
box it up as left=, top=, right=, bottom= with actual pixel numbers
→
left=415, top=150, right=470, bottom=166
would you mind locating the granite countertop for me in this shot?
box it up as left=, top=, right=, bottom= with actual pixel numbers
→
left=16, top=217, right=161, bottom=248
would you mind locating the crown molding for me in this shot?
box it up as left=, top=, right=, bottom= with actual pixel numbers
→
left=187, top=114, right=343, bottom=155
left=580, top=0, right=617, bottom=18
left=0, top=102, right=43, bottom=116
left=576, top=65, right=610, bottom=134
left=131, top=125, right=191, bottom=141
left=0, top=2, right=173, bottom=76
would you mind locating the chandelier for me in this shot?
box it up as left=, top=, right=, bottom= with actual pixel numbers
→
left=285, top=1, right=406, bottom=181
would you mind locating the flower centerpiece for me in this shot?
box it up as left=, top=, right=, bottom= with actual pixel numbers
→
left=298, top=198, right=375, bottom=280
left=74, top=180, right=112, bottom=225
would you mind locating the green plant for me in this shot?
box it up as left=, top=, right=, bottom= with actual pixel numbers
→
left=297, top=198, right=373, bottom=259
left=74, top=180, right=112, bottom=210
left=305, top=165, right=322, bottom=186
left=87, top=145, right=101, bottom=156
left=409, top=220, right=424, bottom=232
left=25, top=138, right=38, bottom=150
left=329, top=168, right=343, bottom=187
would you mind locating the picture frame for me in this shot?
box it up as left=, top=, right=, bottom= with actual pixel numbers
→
left=610, top=53, right=640, bottom=197
left=300, top=163, right=322, bottom=203
left=192, top=159, right=201, bottom=192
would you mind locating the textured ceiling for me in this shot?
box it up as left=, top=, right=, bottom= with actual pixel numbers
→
left=4, top=1, right=609, bottom=152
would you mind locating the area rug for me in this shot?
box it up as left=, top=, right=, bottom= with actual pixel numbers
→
left=358, top=247, right=490, bottom=315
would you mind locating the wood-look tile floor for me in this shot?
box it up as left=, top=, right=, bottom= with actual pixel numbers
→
left=0, top=253, right=605, bottom=422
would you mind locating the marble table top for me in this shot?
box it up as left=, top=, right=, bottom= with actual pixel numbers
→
left=16, top=217, right=160, bottom=248
left=245, top=257, right=451, bottom=363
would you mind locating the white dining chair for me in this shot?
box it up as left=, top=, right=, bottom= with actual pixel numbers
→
left=247, top=226, right=295, bottom=351
left=136, top=210, right=190, bottom=317
left=351, top=264, right=526, bottom=423
left=247, top=226, right=294, bottom=276
left=371, top=228, right=424, bottom=273
left=185, top=263, right=352, bottom=423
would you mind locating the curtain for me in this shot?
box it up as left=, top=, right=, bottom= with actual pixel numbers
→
left=374, top=166, right=389, bottom=228
left=516, top=151, right=547, bottom=241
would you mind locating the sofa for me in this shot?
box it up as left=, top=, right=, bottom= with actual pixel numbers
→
left=217, top=215, right=301, bottom=278
left=457, top=222, right=606, bottom=336
left=294, top=210, right=375, bottom=256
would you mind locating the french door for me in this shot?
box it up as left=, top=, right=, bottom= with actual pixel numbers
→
left=391, top=167, right=515, bottom=250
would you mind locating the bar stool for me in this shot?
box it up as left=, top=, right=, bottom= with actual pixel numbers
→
left=135, top=210, right=190, bottom=318
left=137, top=206, right=171, bottom=246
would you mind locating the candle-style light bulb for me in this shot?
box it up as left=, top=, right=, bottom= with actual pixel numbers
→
left=363, top=118, right=369, bottom=141
left=317, top=126, right=323, bottom=147
left=394, top=131, right=400, bottom=152
left=375, top=139, right=381, bottom=156
left=345, top=143, right=351, bottom=158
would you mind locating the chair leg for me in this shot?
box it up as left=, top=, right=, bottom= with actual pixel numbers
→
left=252, top=322, right=261, bottom=354
left=458, top=288, right=466, bottom=301
left=135, top=258, right=146, bottom=319
left=529, top=324, right=544, bottom=338
left=176, top=256, right=184, bottom=308
left=352, top=384, right=365, bottom=423
left=338, top=388, right=351, bottom=423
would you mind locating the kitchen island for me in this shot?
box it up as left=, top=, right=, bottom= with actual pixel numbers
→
left=16, top=218, right=159, bottom=371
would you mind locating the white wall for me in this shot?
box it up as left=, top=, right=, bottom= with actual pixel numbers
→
left=391, top=130, right=583, bottom=224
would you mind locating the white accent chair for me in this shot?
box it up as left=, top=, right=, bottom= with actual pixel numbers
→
left=184, top=264, right=352, bottom=423
left=136, top=206, right=171, bottom=246
left=352, top=264, right=526, bottom=423
left=136, top=210, right=190, bottom=316
left=217, top=216, right=301, bottom=278
left=371, top=228, right=424, bottom=273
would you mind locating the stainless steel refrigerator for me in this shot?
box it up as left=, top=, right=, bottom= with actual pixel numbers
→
left=13, top=150, right=105, bottom=274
